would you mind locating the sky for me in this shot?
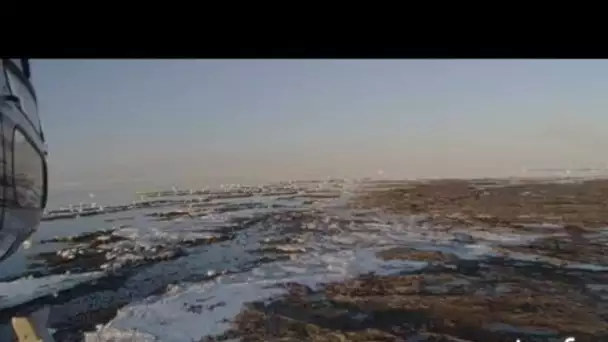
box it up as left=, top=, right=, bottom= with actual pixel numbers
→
left=32, top=59, right=608, bottom=193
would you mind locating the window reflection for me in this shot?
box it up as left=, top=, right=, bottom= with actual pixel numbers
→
left=13, top=128, right=44, bottom=208
left=5, top=69, right=40, bottom=132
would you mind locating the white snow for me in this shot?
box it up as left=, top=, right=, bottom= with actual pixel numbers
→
left=85, top=247, right=428, bottom=342
left=0, top=271, right=104, bottom=309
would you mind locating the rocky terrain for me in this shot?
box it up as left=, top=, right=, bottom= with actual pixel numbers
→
left=1, top=178, right=607, bottom=342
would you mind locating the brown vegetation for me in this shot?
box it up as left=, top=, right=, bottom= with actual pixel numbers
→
left=351, top=179, right=608, bottom=229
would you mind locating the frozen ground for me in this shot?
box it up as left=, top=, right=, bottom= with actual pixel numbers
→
left=0, top=179, right=607, bottom=341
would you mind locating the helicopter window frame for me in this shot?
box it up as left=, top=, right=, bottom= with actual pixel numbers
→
left=11, top=125, right=47, bottom=209
left=8, top=60, right=24, bottom=76
left=2, top=60, right=41, bottom=137
left=5, top=70, right=40, bottom=133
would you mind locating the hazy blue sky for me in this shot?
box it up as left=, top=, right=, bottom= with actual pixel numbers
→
left=33, top=59, right=608, bottom=191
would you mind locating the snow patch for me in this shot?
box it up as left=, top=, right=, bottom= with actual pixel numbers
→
left=87, top=246, right=428, bottom=341
left=0, top=271, right=103, bottom=309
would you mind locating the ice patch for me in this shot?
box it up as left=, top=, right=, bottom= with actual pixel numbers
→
left=483, top=322, right=559, bottom=336
left=564, top=263, right=608, bottom=272
left=86, top=280, right=284, bottom=342
left=459, top=230, right=542, bottom=246
left=586, top=283, right=608, bottom=300
left=0, top=271, right=103, bottom=309
left=85, top=327, right=158, bottom=342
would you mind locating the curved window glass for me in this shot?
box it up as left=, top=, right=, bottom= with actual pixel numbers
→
left=13, top=127, right=45, bottom=208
